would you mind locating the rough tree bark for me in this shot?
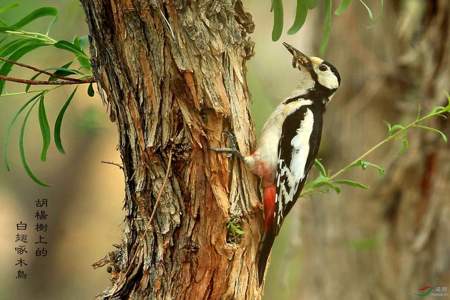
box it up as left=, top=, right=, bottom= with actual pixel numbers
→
left=79, top=0, right=264, bottom=299
left=298, top=1, right=450, bottom=299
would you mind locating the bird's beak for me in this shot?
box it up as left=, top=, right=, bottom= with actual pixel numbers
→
left=282, top=42, right=312, bottom=70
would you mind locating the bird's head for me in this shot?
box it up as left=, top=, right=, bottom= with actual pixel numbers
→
left=283, top=42, right=340, bottom=100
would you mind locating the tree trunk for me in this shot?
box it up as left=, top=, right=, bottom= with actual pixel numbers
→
left=298, top=1, right=450, bottom=299
left=80, top=1, right=262, bottom=299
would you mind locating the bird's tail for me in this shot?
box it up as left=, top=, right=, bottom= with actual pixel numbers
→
left=257, top=231, right=276, bottom=285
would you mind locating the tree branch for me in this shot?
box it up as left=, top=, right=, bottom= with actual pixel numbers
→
left=0, top=56, right=91, bottom=83
left=0, top=74, right=95, bottom=85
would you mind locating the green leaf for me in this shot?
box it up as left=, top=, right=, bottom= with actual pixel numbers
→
left=314, top=159, right=327, bottom=176
left=73, top=35, right=89, bottom=51
left=359, top=0, right=374, bottom=20
left=52, top=62, right=76, bottom=76
left=335, top=0, right=353, bottom=15
left=0, top=38, right=34, bottom=58
left=26, top=62, right=77, bottom=91
left=319, top=0, right=333, bottom=55
left=19, top=100, right=49, bottom=187
left=54, top=40, right=91, bottom=71
left=0, top=41, right=48, bottom=94
left=388, top=124, right=405, bottom=136
left=288, top=0, right=308, bottom=35
left=308, top=174, right=341, bottom=194
left=353, top=160, right=385, bottom=176
left=323, top=181, right=341, bottom=193
left=3, top=93, right=43, bottom=171
left=49, top=68, right=77, bottom=81
left=305, top=0, right=318, bottom=9
left=87, top=82, right=95, bottom=97
left=54, top=88, right=77, bottom=154
left=0, top=7, right=57, bottom=31
left=25, top=72, right=43, bottom=92
left=414, top=125, right=448, bottom=143
left=430, top=106, right=446, bottom=115
left=54, top=40, right=84, bottom=56
left=271, top=0, right=284, bottom=41
left=334, top=179, right=369, bottom=190
left=38, top=95, right=51, bottom=161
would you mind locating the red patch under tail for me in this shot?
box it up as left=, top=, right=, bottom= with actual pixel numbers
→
left=263, top=185, right=276, bottom=232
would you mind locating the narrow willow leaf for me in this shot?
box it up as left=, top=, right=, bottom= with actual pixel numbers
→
left=54, top=88, right=77, bottom=154
left=359, top=0, right=374, bottom=19
left=73, top=35, right=89, bottom=51
left=3, top=93, right=43, bottom=171
left=38, top=95, right=51, bottom=161
left=288, top=0, right=308, bottom=34
left=309, top=175, right=341, bottom=193
left=0, top=42, right=47, bottom=94
left=319, top=0, right=333, bottom=55
left=19, top=101, right=49, bottom=187
left=271, top=0, right=284, bottom=41
left=50, top=68, right=78, bottom=81
left=335, top=0, right=353, bottom=15
left=54, top=40, right=91, bottom=70
left=354, top=160, right=385, bottom=175
left=54, top=40, right=85, bottom=56
left=0, top=38, right=32, bottom=58
left=314, top=159, right=327, bottom=176
left=305, top=0, right=318, bottom=9
left=334, top=179, right=369, bottom=190
left=414, top=125, right=448, bottom=143
left=25, top=72, right=43, bottom=92
left=87, top=82, right=95, bottom=97
left=324, top=181, right=341, bottom=193
left=4, top=7, right=57, bottom=31
left=388, top=124, right=405, bottom=136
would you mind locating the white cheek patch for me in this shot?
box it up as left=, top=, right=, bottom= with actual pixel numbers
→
left=318, top=71, right=339, bottom=90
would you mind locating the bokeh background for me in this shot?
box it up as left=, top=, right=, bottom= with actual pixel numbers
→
left=1, top=1, right=449, bottom=299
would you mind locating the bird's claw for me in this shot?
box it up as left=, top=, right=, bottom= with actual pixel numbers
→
left=210, top=131, right=244, bottom=160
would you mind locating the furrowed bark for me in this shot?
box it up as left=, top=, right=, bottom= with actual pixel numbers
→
left=80, top=1, right=262, bottom=298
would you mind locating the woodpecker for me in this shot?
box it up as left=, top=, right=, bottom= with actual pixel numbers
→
left=212, top=42, right=341, bottom=284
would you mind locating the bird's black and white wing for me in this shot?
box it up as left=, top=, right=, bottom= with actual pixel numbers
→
left=274, top=104, right=322, bottom=233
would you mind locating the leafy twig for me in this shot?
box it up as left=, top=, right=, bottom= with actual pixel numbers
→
left=301, top=99, right=450, bottom=196
left=0, top=56, right=87, bottom=83
left=0, top=87, right=60, bottom=98
left=0, top=74, right=95, bottom=85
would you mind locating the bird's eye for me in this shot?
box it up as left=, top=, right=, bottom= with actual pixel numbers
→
left=319, top=64, right=328, bottom=72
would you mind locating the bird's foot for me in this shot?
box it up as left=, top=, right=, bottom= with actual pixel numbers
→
left=209, top=131, right=244, bottom=160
